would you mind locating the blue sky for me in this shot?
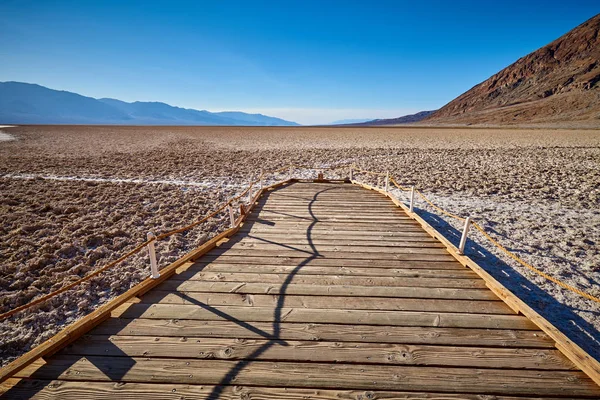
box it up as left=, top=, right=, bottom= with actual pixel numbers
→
left=0, top=1, right=598, bottom=124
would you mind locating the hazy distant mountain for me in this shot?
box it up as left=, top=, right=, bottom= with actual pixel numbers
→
left=353, top=111, right=436, bottom=125
left=0, top=82, right=299, bottom=126
left=329, top=118, right=373, bottom=125
left=214, top=111, right=299, bottom=126
left=426, top=14, right=600, bottom=125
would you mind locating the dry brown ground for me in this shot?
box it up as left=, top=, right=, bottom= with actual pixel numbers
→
left=1, top=125, right=599, bottom=365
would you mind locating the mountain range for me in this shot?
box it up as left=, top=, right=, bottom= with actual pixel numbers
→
left=0, top=82, right=299, bottom=126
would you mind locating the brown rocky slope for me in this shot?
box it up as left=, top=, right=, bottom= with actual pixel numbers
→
left=426, top=13, right=600, bottom=126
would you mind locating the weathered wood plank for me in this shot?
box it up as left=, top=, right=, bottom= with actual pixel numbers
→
left=219, top=242, right=447, bottom=253
left=175, top=272, right=488, bottom=289
left=239, top=233, right=438, bottom=242
left=241, top=227, right=429, bottom=235
left=139, top=292, right=512, bottom=314
left=256, top=210, right=409, bottom=218
left=17, top=356, right=599, bottom=396
left=227, top=238, right=446, bottom=248
left=244, top=219, right=419, bottom=225
left=201, top=255, right=462, bottom=269
left=207, top=248, right=455, bottom=261
left=1, top=379, right=574, bottom=400
left=92, top=319, right=556, bottom=348
left=62, top=335, right=575, bottom=370
left=157, top=281, right=499, bottom=300
left=181, top=263, right=479, bottom=278
left=120, top=304, right=537, bottom=330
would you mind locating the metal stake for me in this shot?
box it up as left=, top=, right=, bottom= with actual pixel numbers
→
left=409, top=186, right=415, bottom=212
left=147, top=232, right=160, bottom=279
left=458, top=217, right=472, bottom=255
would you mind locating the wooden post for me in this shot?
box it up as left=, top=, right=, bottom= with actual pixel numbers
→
left=350, top=166, right=353, bottom=181
left=227, top=205, right=235, bottom=228
left=409, top=186, right=415, bottom=212
left=458, top=217, right=472, bottom=255
left=260, top=169, right=264, bottom=189
left=385, top=171, right=389, bottom=192
left=146, top=232, right=160, bottom=279
left=289, top=166, right=293, bottom=180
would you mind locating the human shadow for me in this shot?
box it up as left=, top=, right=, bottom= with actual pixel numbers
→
left=416, top=207, right=600, bottom=361
left=199, top=184, right=333, bottom=400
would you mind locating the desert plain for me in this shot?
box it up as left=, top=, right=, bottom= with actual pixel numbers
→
left=1, top=124, right=599, bottom=365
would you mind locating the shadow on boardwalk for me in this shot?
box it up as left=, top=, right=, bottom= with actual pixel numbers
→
left=417, top=207, right=600, bottom=362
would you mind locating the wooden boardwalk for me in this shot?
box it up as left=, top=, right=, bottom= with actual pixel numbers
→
left=3, top=181, right=600, bottom=398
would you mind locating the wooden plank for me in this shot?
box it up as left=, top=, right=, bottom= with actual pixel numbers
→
left=139, top=292, right=513, bottom=314
left=241, top=232, right=438, bottom=241
left=246, top=216, right=413, bottom=223
left=93, top=319, right=556, bottom=348
left=201, top=254, right=462, bottom=268
left=62, top=335, right=575, bottom=370
left=120, top=304, right=538, bottom=330
left=157, top=281, right=499, bottom=300
left=256, top=208, right=407, bottom=215
left=256, top=210, right=408, bottom=217
left=228, top=237, right=445, bottom=248
left=241, top=222, right=425, bottom=230
left=1, top=379, right=574, bottom=400
left=16, top=356, right=599, bottom=397
left=174, top=272, right=488, bottom=289
left=180, top=262, right=479, bottom=277
left=207, top=248, right=455, bottom=261
left=241, top=227, right=429, bottom=234
left=353, top=180, right=600, bottom=386
left=219, top=242, right=447, bottom=253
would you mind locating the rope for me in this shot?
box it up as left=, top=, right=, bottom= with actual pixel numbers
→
left=390, top=177, right=410, bottom=192
left=414, top=189, right=466, bottom=221
left=0, top=240, right=151, bottom=321
left=0, top=172, right=265, bottom=321
left=471, top=222, right=600, bottom=303
left=5, top=162, right=598, bottom=320
left=349, top=165, right=599, bottom=304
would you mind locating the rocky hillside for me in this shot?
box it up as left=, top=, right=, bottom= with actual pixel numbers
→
left=426, top=14, right=600, bottom=125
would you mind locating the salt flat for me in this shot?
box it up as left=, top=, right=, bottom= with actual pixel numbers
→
left=1, top=125, right=599, bottom=366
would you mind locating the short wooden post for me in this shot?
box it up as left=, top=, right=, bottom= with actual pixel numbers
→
left=385, top=171, right=389, bottom=192
left=147, top=232, right=160, bottom=279
left=227, top=205, right=235, bottom=228
left=260, top=169, right=264, bottom=189
left=458, top=217, right=472, bottom=255
left=409, top=186, right=415, bottom=212
left=350, top=166, right=353, bottom=181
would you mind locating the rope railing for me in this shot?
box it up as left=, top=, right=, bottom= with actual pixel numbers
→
left=350, top=164, right=600, bottom=305
left=4, top=161, right=596, bottom=322
left=0, top=163, right=352, bottom=321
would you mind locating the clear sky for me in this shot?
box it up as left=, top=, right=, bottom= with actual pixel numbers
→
left=0, top=1, right=598, bottom=124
